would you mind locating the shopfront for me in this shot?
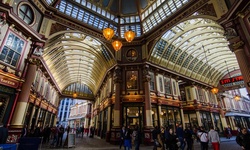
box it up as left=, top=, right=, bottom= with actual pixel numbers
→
left=184, top=111, right=199, bottom=129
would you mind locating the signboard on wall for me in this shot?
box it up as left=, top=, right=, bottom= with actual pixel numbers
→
left=219, top=76, right=244, bottom=87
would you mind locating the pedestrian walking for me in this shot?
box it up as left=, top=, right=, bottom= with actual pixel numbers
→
left=57, top=125, right=65, bottom=147
left=208, top=127, right=220, bottom=150
left=236, top=127, right=250, bottom=150
left=133, top=125, right=140, bottom=150
left=124, top=126, right=132, bottom=150
left=176, top=124, right=186, bottom=150
left=119, top=126, right=126, bottom=149
left=184, top=127, right=194, bottom=150
left=198, top=127, right=208, bottom=150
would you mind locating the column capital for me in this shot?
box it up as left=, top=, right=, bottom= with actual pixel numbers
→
left=229, top=37, right=245, bottom=52
left=113, top=66, right=122, bottom=83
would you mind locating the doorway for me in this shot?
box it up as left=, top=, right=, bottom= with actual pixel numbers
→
left=123, top=106, right=144, bottom=130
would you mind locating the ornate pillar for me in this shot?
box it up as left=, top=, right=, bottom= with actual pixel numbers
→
left=143, top=65, right=154, bottom=145
left=158, top=105, right=162, bottom=126
left=210, top=112, right=215, bottom=129
left=229, top=39, right=250, bottom=93
left=110, top=66, right=122, bottom=144
left=11, top=60, right=37, bottom=128
left=196, top=110, right=202, bottom=127
left=180, top=106, right=185, bottom=128
left=106, top=104, right=112, bottom=142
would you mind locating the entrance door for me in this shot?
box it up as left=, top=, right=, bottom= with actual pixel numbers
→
left=123, top=106, right=143, bottom=130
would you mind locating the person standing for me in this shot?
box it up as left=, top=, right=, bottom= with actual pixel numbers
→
left=236, top=127, right=250, bottom=150
left=80, top=125, right=84, bottom=138
left=176, top=124, right=186, bottom=150
left=168, top=128, right=178, bottom=150
left=57, top=125, right=65, bottom=147
left=133, top=126, right=140, bottom=150
left=184, top=127, right=194, bottom=150
left=208, top=127, right=220, bottom=150
left=119, top=126, right=126, bottom=149
left=124, top=126, right=132, bottom=150
left=0, top=123, right=8, bottom=144
left=198, top=127, right=209, bottom=150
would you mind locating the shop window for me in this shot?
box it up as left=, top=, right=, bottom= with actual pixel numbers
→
left=164, top=77, right=171, bottom=94
left=159, top=77, right=163, bottom=92
left=18, top=4, right=35, bottom=25
left=0, top=31, right=26, bottom=67
left=149, top=72, right=155, bottom=91
left=126, top=71, right=138, bottom=90
left=0, top=96, right=9, bottom=123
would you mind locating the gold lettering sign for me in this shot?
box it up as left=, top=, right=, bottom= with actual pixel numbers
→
left=0, top=75, right=18, bottom=88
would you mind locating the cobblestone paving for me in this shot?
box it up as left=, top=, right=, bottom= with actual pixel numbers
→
left=42, top=134, right=242, bottom=150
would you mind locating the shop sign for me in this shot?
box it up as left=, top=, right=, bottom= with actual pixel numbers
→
left=219, top=76, right=244, bottom=87
left=0, top=75, right=19, bottom=88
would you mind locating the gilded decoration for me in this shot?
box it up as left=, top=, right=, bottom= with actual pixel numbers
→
left=142, top=65, right=150, bottom=82
left=232, top=41, right=245, bottom=50
left=49, top=23, right=68, bottom=36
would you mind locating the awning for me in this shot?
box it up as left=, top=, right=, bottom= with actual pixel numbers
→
left=225, top=112, right=250, bottom=117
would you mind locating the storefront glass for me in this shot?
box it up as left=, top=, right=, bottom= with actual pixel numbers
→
left=184, top=111, right=198, bottom=128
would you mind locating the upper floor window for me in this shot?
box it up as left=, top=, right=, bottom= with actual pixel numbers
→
left=0, top=31, right=26, bottom=67
left=149, top=72, right=155, bottom=91
left=18, top=4, right=34, bottom=25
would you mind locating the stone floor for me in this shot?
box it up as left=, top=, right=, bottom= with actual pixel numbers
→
left=41, top=134, right=241, bottom=150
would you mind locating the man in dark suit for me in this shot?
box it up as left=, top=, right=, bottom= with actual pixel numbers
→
left=0, top=123, right=8, bottom=144
left=119, top=126, right=126, bottom=149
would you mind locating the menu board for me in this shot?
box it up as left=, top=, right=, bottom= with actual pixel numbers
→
left=65, top=133, right=76, bottom=148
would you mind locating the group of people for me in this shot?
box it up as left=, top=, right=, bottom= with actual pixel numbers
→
left=147, top=124, right=221, bottom=150
left=119, top=125, right=141, bottom=150
left=20, top=124, right=67, bottom=147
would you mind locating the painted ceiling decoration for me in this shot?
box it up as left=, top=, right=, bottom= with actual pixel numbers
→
left=150, top=17, right=240, bottom=86
left=43, top=31, right=116, bottom=94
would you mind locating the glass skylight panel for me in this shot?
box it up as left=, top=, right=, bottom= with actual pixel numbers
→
left=77, top=9, right=84, bottom=21
left=46, top=0, right=55, bottom=5
left=176, top=52, right=188, bottom=65
left=65, top=4, right=73, bottom=15
left=101, top=9, right=106, bottom=17
left=71, top=7, right=78, bottom=18
left=97, top=7, right=101, bottom=14
left=162, top=45, right=174, bottom=60
left=168, top=0, right=177, bottom=12
left=86, top=2, right=91, bottom=9
left=193, top=61, right=203, bottom=73
left=182, top=55, right=193, bottom=68
left=91, top=4, right=96, bottom=11
left=175, top=0, right=183, bottom=8
left=170, top=48, right=181, bottom=62
left=188, top=58, right=198, bottom=70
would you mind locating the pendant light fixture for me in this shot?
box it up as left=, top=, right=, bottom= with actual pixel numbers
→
left=73, top=58, right=81, bottom=98
left=202, top=45, right=218, bottom=94
left=225, top=61, right=241, bottom=101
left=102, top=17, right=135, bottom=51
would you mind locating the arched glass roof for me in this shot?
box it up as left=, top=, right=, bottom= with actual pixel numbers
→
left=43, top=31, right=116, bottom=94
left=149, top=18, right=240, bottom=86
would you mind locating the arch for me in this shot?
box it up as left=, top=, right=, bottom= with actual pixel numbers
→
left=43, top=30, right=116, bottom=95
left=149, top=16, right=240, bottom=86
